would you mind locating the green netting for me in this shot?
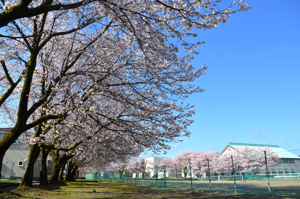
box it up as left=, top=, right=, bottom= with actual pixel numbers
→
left=87, top=172, right=300, bottom=198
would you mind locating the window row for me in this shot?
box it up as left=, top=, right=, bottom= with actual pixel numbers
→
left=280, top=159, right=295, bottom=164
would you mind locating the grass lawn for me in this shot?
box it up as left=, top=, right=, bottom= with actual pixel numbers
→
left=0, top=180, right=19, bottom=183
left=0, top=179, right=284, bottom=199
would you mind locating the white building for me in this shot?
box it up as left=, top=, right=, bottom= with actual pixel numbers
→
left=0, top=128, right=40, bottom=179
left=145, top=157, right=170, bottom=178
left=221, top=142, right=300, bottom=175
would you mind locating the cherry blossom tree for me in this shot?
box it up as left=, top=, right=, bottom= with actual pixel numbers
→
left=159, top=157, right=175, bottom=175
left=194, top=151, right=219, bottom=177
left=0, top=0, right=252, bottom=180
left=218, top=147, right=280, bottom=178
left=173, top=150, right=197, bottom=178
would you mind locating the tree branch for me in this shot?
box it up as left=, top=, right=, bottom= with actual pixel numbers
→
left=24, top=114, right=62, bottom=131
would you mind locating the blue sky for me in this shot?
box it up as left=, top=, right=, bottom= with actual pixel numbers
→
left=152, top=0, right=300, bottom=158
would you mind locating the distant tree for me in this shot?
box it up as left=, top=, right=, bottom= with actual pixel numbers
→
left=218, top=147, right=280, bottom=177
left=173, top=151, right=197, bottom=178
left=194, top=151, right=219, bottom=176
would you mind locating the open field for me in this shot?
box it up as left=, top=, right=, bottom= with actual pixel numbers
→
left=0, top=179, right=292, bottom=199
left=166, top=180, right=300, bottom=197
left=98, top=177, right=300, bottom=198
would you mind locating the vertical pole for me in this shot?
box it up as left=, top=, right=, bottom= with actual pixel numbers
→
left=231, top=155, right=237, bottom=194
left=207, top=159, right=212, bottom=192
left=175, top=164, right=178, bottom=189
left=189, top=160, right=193, bottom=190
left=164, top=166, right=167, bottom=188
left=155, top=166, right=158, bottom=186
left=135, top=168, right=137, bottom=184
left=264, top=151, right=272, bottom=196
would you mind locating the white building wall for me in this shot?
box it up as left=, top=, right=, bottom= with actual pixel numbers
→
left=1, top=144, right=40, bottom=179
left=295, top=160, right=300, bottom=173
left=145, top=157, right=170, bottom=178
left=1, top=130, right=40, bottom=179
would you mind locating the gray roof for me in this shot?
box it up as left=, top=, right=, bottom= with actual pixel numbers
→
left=227, top=142, right=300, bottom=159
left=0, top=128, right=12, bottom=133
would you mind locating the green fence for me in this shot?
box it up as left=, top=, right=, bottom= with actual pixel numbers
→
left=87, top=172, right=300, bottom=198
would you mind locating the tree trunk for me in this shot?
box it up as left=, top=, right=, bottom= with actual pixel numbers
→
left=40, top=147, right=50, bottom=186
left=49, top=152, right=62, bottom=184
left=49, top=152, right=73, bottom=184
left=59, top=162, right=66, bottom=182
left=65, top=161, right=74, bottom=181
left=20, top=144, right=40, bottom=187
left=76, top=169, right=79, bottom=179
left=71, top=166, right=78, bottom=180
left=20, top=124, right=43, bottom=187
left=0, top=153, right=4, bottom=179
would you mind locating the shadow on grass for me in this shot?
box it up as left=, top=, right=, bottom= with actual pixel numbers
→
left=0, top=191, right=42, bottom=199
left=37, top=181, right=68, bottom=191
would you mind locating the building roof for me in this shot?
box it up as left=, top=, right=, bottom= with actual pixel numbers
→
left=223, top=142, right=300, bottom=159
left=0, top=128, right=12, bottom=133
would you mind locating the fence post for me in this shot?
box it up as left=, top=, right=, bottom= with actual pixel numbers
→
left=231, top=155, right=237, bottom=194
left=175, top=164, right=178, bottom=189
left=189, top=161, right=193, bottom=190
left=264, top=150, right=272, bottom=196
left=135, top=169, right=137, bottom=184
left=164, top=167, right=167, bottom=188
left=155, top=166, right=158, bottom=186
left=207, top=159, right=212, bottom=191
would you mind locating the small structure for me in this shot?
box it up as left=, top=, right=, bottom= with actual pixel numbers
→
left=0, top=128, right=40, bottom=180
left=145, top=157, right=170, bottom=178
left=221, top=142, right=300, bottom=174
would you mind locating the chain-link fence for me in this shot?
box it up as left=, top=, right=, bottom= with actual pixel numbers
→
left=86, top=172, right=300, bottom=198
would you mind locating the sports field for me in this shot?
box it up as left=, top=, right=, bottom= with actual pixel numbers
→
left=166, top=180, right=300, bottom=197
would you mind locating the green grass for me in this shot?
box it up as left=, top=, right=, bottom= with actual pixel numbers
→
left=0, top=179, right=283, bottom=199
left=0, top=180, right=19, bottom=183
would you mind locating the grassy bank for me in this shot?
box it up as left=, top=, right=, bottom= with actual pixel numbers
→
left=0, top=179, right=283, bottom=198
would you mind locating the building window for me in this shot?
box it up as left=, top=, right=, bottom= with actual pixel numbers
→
left=18, top=161, right=23, bottom=166
left=282, top=159, right=289, bottom=164
left=281, top=159, right=295, bottom=164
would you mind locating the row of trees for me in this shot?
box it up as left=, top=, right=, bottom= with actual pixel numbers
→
left=0, top=0, right=251, bottom=186
left=109, top=147, right=280, bottom=178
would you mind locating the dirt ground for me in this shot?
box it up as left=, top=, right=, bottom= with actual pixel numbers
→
left=165, top=179, right=300, bottom=198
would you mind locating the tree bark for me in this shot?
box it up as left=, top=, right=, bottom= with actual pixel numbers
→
left=39, top=147, right=50, bottom=186
left=65, top=160, right=78, bottom=181
left=20, top=144, right=40, bottom=187
left=71, top=166, right=78, bottom=180
left=20, top=124, right=43, bottom=187
left=65, top=161, right=73, bottom=181
left=59, top=162, right=66, bottom=182
left=49, top=152, right=73, bottom=184
left=48, top=152, right=61, bottom=184
left=0, top=153, right=3, bottom=179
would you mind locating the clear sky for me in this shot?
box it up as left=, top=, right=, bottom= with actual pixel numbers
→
left=149, top=0, right=300, bottom=158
